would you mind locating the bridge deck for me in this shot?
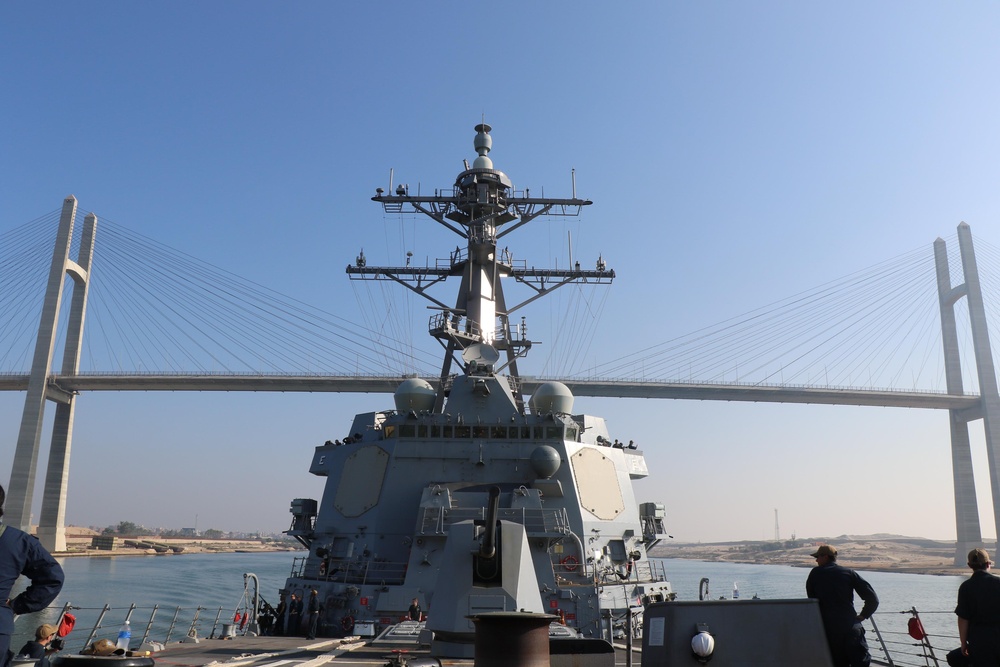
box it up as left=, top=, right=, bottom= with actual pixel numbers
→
left=0, top=373, right=979, bottom=411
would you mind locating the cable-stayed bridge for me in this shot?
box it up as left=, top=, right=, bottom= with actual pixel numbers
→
left=4, top=196, right=1000, bottom=565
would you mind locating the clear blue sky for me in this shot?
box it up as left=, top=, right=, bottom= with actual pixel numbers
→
left=3, top=2, right=1000, bottom=542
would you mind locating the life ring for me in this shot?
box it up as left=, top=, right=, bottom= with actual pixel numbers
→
left=319, top=560, right=327, bottom=576
left=341, top=615, right=355, bottom=633
left=560, top=555, right=579, bottom=572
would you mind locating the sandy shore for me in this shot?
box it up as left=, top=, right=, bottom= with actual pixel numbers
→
left=651, top=535, right=988, bottom=576
left=52, top=530, right=304, bottom=557
left=51, top=530, right=983, bottom=574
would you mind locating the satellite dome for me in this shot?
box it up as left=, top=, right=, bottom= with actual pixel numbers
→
left=529, top=382, right=574, bottom=414
left=394, top=378, right=435, bottom=413
left=530, top=445, right=561, bottom=479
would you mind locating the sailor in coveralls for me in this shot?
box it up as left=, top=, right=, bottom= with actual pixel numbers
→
left=0, top=484, right=65, bottom=667
left=806, top=544, right=879, bottom=667
left=957, top=548, right=1000, bottom=664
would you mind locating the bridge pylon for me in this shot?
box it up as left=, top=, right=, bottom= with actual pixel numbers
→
left=937, top=223, right=1000, bottom=565
left=7, top=196, right=96, bottom=552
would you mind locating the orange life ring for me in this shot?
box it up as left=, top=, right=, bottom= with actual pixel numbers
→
left=342, top=615, right=355, bottom=632
left=560, top=555, right=579, bottom=572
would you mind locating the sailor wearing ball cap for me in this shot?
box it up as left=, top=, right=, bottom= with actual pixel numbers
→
left=806, top=544, right=879, bottom=667
left=15, top=624, right=59, bottom=667
left=956, top=548, right=1000, bottom=663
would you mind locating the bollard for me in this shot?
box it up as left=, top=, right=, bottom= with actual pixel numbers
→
left=470, top=612, right=557, bottom=667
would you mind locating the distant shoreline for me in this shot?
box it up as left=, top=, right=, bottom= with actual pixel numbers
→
left=652, top=535, right=974, bottom=577
left=52, top=533, right=977, bottom=577
left=659, top=553, right=965, bottom=577
left=53, top=534, right=304, bottom=558
left=54, top=546, right=301, bottom=558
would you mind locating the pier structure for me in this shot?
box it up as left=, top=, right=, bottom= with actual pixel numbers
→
left=7, top=196, right=96, bottom=551
left=937, top=224, right=1000, bottom=564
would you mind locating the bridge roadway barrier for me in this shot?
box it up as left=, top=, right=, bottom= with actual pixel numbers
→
left=0, top=373, right=981, bottom=412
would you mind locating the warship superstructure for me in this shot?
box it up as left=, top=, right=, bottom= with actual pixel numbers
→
left=282, top=124, right=673, bottom=657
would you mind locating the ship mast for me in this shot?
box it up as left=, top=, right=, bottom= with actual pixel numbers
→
left=349, top=124, right=614, bottom=410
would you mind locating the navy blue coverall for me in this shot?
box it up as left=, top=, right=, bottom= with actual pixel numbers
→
left=956, top=569, right=1000, bottom=664
left=0, top=523, right=64, bottom=667
left=16, top=640, right=51, bottom=667
left=807, top=561, right=880, bottom=667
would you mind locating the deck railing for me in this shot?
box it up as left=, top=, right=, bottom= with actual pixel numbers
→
left=13, top=601, right=236, bottom=657
left=868, top=608, right=958, bottom=667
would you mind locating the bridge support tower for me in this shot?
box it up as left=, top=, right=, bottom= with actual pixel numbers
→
left=6, top=195, right=96, bottom=552
left=937, top=222, right=1000, bottom=565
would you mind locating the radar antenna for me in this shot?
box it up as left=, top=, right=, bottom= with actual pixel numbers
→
left=351, top=125, right=614, bottom=411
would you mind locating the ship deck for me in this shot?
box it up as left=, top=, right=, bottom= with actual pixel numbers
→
left=148, top=635, right=641, bottom=666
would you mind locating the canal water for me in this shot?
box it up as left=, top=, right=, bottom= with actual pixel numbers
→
left=663, top=558, right=965, bottom=645
left=9, top=551, right=298, bottom=654
left=9, top=552, right=967, bottom=658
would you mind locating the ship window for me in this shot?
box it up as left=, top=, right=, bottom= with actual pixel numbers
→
left=490, top=426, right=506, bottom=438
left=473, top=425, right=488, bottom=438
left=430, top=425, right=442, bottom=438
left=442, top=425, right=453, bottom=438
left=417, top=425, right=428, bottom=438
left=521, top=426, right=532, bottom=439
left=384, top=425, right=396, bottom=438
left=508, top=427, right=519, bottom=439
left=455, top=425, right=471, bottom=438
left=400, top=424, right=416, bottom=438
left=565, top=426, right=578, bottom=440
left=546, top=426, right=563, bottom=440
left=534, top=427, right=546, bottom=439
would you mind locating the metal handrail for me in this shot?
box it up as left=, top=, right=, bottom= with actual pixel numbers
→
left=868, top=614, right=895, bottom=667
left=868, top=607, right=958, bottom=667
left=15, top=601, right=230, bottom=656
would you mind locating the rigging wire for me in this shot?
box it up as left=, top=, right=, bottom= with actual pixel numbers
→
left=74, top=216, right=441, bottom=375
left=5, top=203, right=1000, bottom=400
left=568, top=241, right=948, bottom=391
